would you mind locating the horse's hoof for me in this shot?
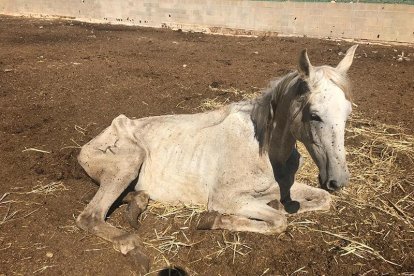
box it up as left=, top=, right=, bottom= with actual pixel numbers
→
left=283, top=200, right=300, bottom=214
left=127, top=247, right=150, bottom=273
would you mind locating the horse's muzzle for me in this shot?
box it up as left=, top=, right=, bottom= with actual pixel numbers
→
left=319, top=175, right=345, bottom=192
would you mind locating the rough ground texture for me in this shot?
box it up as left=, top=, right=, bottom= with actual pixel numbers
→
left=0, top=15, right=413, bottom=275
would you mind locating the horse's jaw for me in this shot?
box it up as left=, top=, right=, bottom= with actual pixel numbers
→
left=303, top=142, right=350, bottom=192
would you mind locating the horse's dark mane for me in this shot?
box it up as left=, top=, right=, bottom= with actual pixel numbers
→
left=250, top=71, right=301, bottom=154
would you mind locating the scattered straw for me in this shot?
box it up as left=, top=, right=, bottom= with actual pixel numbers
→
left=144, top=226, right=196, bottom=255
left=260, top=268, right=270, bottom=276
left=0, top=203, right=19, bottom=226
left=200, top=85, right=260, bottom=111
left=74, top=125, right=87, bottom=136
left=309, top=228, right=400, bottom=266
left=22, top=147, right=51, bottom=154
left=58, top=225, right=80, bottom=234
left=33, top=265, right=56, bottom=274
left=291, top=266, right=307, bottom=275
left=208, top=86, right=244, bottom=95
left=205, top=232, right=251, bottom=264
left=140, top=202, right=206, bottom=258
left=26, top=181, right=68, bottom=196
left=197, top=97, right=229, bottom=111
left=60, top=139, right=82, bottom=150
left=145, top=201, right=206, bottom=225
left=0, top=193, right=9, bottom=203
left=292, top=110, right=413, bottom=267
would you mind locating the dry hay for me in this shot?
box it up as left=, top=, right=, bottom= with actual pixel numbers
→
left=198, top=97, right=229, bottom=111
left=198, top=86, right=260, bottom=111
left=140, top=202, right=253, bottom=272
left=139, top=201, right=206, bottom=268
left=0, top=181, right=67, bottom=228
left=204, top=232, right=252, bottom=264
left=25, top=181, right=68, bottom=196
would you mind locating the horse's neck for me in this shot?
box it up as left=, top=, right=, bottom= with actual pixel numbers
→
left=268, top=89, right=297, bottom=164
left=268, top=122, right=296, bottom=165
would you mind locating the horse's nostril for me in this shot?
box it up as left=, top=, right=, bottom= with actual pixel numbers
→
left=328, top=180, right=339, bottom=190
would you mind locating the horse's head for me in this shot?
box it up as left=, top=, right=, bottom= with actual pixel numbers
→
left=291, top=45, right=357, bottom=191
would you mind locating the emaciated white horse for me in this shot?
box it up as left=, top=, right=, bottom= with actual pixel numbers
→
left=76, top=45, right=357, bottom=271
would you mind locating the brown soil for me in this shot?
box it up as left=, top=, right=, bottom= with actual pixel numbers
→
left=0, top=15, right=413, bottom=276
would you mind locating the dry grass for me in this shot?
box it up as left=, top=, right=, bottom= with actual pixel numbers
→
left=197, top=97, right=229, bottom=111
left=22, top=147, right=51, bottom=154
left=204, top=232, right=252, bottom=264
left=198, top=86, right=261, bottom=111
left=141, top=201, right=206, bottom=268
left=141, top=201, right=254, bottom=273
left=0, top=181, right=68, bottom=228
left=144, top=226, right=196, bottom=255
left=208, top=86, right=244, bottom=95
left=144, top=201, right=206, bottom=225
left=309, top=228, right=400, bottom=266
left=25, top=181, right=68, bottom=196
left=0, top=195, right=19, bottom=226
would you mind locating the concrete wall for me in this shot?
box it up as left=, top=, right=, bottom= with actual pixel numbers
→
left=1, top=0, right=413, bottom=43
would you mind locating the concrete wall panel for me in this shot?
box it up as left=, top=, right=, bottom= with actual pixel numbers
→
left=0, top=0, right=413, bottom=43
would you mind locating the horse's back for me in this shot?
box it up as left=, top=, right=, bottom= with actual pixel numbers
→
left=135, top=103, right=258, bottom=204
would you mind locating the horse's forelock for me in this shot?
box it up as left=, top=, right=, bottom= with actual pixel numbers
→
left=311, top=66, right=352, bottom=101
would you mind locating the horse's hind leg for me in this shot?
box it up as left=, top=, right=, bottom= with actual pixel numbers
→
left=289, top=182, right=331, bottom=213
left=76, top=147, right=149, bottom=271
left=123, top=191, right=149, bottom=230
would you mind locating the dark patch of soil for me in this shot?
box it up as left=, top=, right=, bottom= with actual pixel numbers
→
left=0, top=15, right=413, bottom=275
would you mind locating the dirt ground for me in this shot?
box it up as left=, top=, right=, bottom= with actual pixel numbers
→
left=0, top=15, right=413, bottom=275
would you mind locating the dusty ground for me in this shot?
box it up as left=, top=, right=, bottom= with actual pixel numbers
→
left=0, top=15, right=413, bottom=275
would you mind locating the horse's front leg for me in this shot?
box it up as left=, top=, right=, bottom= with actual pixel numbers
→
left=290, top=182, right=331, bottom=213
left=197, top=201, right=287, bottom=234
left=271, top=148, right=301, bottom=214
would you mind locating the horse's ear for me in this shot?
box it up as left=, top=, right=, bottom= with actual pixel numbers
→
left=336, top=45, right=358, bottom=74
left=298, top=49, right=313, bottom=77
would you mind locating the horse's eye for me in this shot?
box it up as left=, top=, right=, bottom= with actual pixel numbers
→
left=310, top=113, right=322, bottom=122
